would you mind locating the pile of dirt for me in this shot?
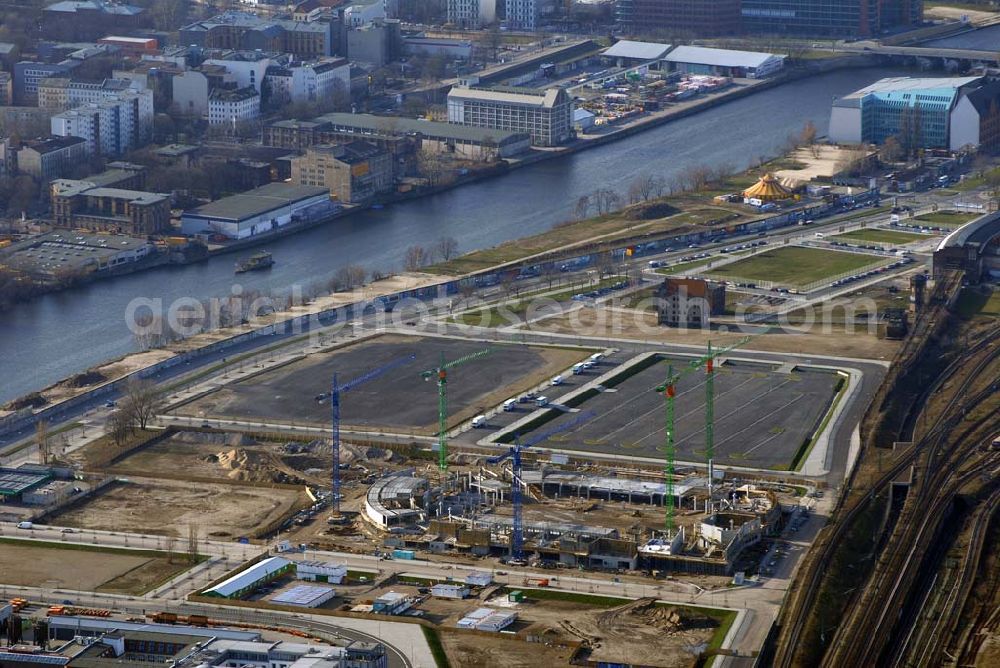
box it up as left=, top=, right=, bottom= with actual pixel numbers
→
left=597, top=598, right=718, bottom=634
left=65, top=371, right=107, bottom=388
left=208, top=448, right=274, bottom=482
left=4, top=392, right=47, bottom=411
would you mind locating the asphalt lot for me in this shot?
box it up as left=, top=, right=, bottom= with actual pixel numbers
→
left=183, top=335, right=583, bottom=431
left=519, top=356, right=841, bottom=470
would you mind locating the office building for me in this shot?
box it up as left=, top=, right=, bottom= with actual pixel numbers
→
left=829, top=76, right=983, bottom=150
left=656, top=278, right=726, bottom=327
left=11, top=60, right=78, bottom=105
left=264, top=58, right=350, bottom=106
left=447, top=85, right=573, bottom=147
left=0, top=71, right=11, bottom=106
left=291, top=141, right=393, bottom=203
left=504, top=0, right=538, bottom=31
left=616, top=0, right=741, bottom=37
left=50, top=178, right=170, bottom=235
left=16, top=136, right=88, bottom=182
left=448, top=0, right=496, bottom=28
left=97, top=36, right=159, bottom=58
left=208, top=86, right=261, bottom=126
left=741, top=0, right=922, bottom=38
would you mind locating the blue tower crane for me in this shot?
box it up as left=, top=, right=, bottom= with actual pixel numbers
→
left=330, top=354, right=416, bottom=515
left=488, top=411, right=595, bottom=564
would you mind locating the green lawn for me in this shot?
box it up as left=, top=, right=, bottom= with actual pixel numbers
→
left=913, top=211, right=978, bottom=227
left=954, top=288, right=1000, bottom=319
left=834, top=229, right=927, bottom=245
left=705, top=246, right=880, bottom=287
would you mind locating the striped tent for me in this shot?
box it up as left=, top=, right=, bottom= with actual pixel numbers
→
left=743, top=173, right=792, bottom=201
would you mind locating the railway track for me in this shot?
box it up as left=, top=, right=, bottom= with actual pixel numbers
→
left=774, top=321, right=1000, bottom=668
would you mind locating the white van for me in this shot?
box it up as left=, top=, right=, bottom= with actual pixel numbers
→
left=572, top=363, right=585, bottom=375
left=589, top=352, right=604, bottom=363
left=814, top=232, right=825, bottom=239
left=16, top=521, right=33, bottom=530
left=551, top=375, right=564, bottom=386
left=535, top=396, right=549, bottom=407
left=503, top=399, right=517, bottom=412
left=471, top=415, right=488, bottom=428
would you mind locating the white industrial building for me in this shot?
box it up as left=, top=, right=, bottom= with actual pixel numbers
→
left=603, top=40, right=672, bottom=66
left=296, top=560, right=347, bottom=584
left=457, top=607, right=517, bottom=631
left=181, top=182, right=334, bottom=239
left=662, top=46, right=784, bottom=79
left=202, top=557, right=293, bottom=598
left=464, top=571, right=492, bottom=587
left=447, top=85, right=574, bottom=147
left=271, top=584, right=336, bottom=608
left=364, top=472, right=429, bottom=529
left=430, top=583, right=470, bottom=599
left=447, top=0, right=496, bottom=28
left=264, top=58, right=350, bottom=106
left=372, top=591, right=412, bottom=615
left=504, top=0, right=538, bottom=31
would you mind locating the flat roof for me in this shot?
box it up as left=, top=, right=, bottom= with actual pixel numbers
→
left=316, top=112, right=529, bottom=145
left=272, top=584, right=335, bottom=606
left=0, top=467, right=51, bottom=495
left=841, top=75, right=982, bottom=100
left=603, top=40, right=672, bottom=61
left=664, top=45, right=782, bottom=69
left=447, top=86, right=566, bottom=109
left=47, top=617, right=259, bottom=641
left=937, top=211, right=1000, bottom=250
left=183, top=183, right=328, bottom=222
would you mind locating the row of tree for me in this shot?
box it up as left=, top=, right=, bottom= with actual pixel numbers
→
left=108, top=378, right=160, bottom=448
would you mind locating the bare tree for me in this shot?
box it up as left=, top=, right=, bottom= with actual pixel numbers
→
left=574, top=195, right=591, bottom=220
left=333, top=264, right=367, bottom=290
left=434, top=236, right=459, bottom=262
left=629, top=173, right=658, bottom=203
left=122, top=377, right=160, bottom=431
left=592, top=188, right=621, bottom=215
left=109, top=409, right=133, bottom=449
left=404, top=245, right=430, bottom=271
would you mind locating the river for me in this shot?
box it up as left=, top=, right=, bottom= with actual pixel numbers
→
left=1, top=66, right=912, bottom=403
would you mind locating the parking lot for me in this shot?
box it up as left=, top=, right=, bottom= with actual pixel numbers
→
left=511, top=355, right=843, bottom=470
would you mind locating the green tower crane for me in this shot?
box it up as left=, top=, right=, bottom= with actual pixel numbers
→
left=421, top=347, right=492, bottom=471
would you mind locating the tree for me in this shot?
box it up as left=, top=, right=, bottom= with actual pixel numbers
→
left=434, top=236, right=459, bottom=261
left=800, top=121, right=818, bottom=146
left=5, top=175, right=39, bottom=216
left=403, top=245, right=430, bottom=271
left=122, top=377, right=160, bottom=431
left=333, top=264, right=367, bottom=290
left=880, top=135, right=904, bottom=163
left=592, top=188, right=621, bottom=215
left=574, top=195, right=591, bottom=220
left=109, top=409, right=133, bottom=449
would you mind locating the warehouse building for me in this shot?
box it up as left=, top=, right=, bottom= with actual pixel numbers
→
left=50, top=179, right=171, bottom=235
left=296, top=560, right=347, bottom=583
left=0, top=467, right=52, bottom=503
left=290, top=142, right=394, bottom=204
left=602, top=40, right=672, bottom=67
left=181, top=183, right=335, bottom=240
left=662, top=46, right=784, bottom=79
left=447, top=85, right=574, bottom=147
left=271, top=584, right=336, bottom=608
left=372, top=592, right=412, bottom=615
left=457, top=608, right=517, bottom=631
left=202, top=557, right=293, bottom=598
left=430, top=584, right=469, bottom=599
left=0, top=232, right=153, bottom=280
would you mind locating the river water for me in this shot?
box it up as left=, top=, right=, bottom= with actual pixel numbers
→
left=1, top=66, right=911, bottom=403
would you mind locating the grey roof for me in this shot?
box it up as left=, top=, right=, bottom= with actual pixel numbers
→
left=45, top=0, right=143, bottom=15
left=184, top=183, right=328, bottom=222
left=663, top=45, right=782, bottom=69
left=841, top=75, right=983, bottom=99
left=47, top=616, right=259, bottom=641
left=317, top=112, right=530, bottom=145
left=603, top=40, right=672, bottom=61
left=447, top=85, right=567, bottom=109
left=937, top=211, right=1000, bottom=250
left=0, top=653, right=68, bottom=665
left=0, top=467, right=50, bottom=495
left=962, top=80, right=1000, bottom=114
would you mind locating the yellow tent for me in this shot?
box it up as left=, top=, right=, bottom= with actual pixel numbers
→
left=742, top=173, right=792, bottom=201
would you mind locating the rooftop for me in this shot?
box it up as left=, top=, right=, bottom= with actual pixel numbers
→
left=204, top=556, right=291, bottom=597
left=21, top=136, right=86, bottom=154
left=316, top=112, right=530, bottom=145
left=603, top=40, right=672, bottom=61
left=840, top=75, right=983, bottom=100
left=0, top=467, right=51, bottom=495
left=183, top=182, right=329, bottom=222
left=46, top=616, right=259, bottom=641
left=448, top=85, right=568, bottom=109
left=271, top=585, right=335, bottom=606
left=663, top=45, right=782, bottom=69
left=44, top=0, right=144, bottom=16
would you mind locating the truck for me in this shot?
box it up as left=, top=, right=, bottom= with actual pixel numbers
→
left=524, top=577, right=549, bottom=587
left=392, top=549, right=416, bottom=560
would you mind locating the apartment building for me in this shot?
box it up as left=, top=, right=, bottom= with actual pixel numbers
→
left=504, top=0, right=538, bottom=31
left=37, top=77, right=140, bottom=112
left=447, top=0, right=496, bottom=28
left=264, top=58, right=350, bottom=106
left=50, top=89, right=154, bottom=156
left=446, top=85, right=573, bottom=147
left=208, top=86, right=261, bottom=125
left=180, top=11, right=336, bottom=60
left=16, top=136, right=88, bottom=181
